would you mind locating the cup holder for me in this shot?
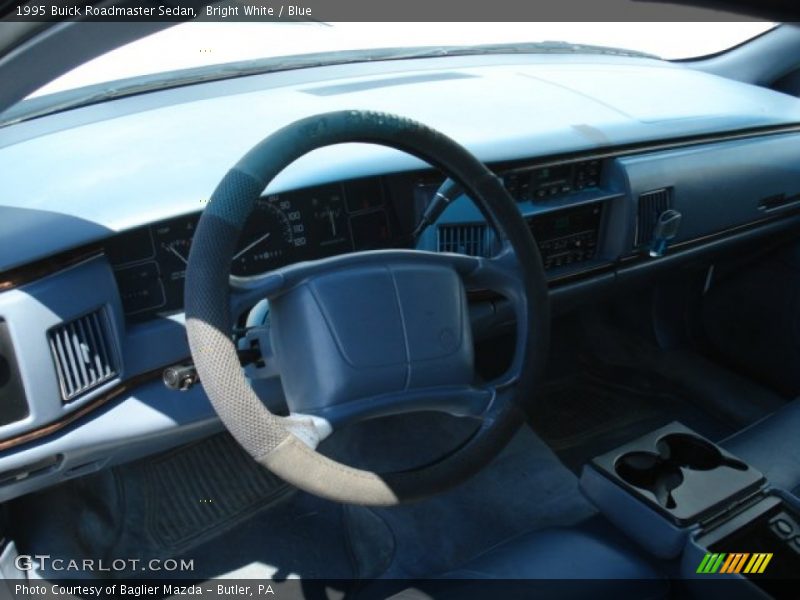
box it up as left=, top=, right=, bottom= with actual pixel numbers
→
left=657, top=433, right=747, bottom=472
left=590, top=422, right=764, bottom=526
left=615, top=433, right=748, bottom=509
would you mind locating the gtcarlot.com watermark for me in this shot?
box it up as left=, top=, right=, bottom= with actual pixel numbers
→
left=13, top=583, right=278, bottom=599
left=14, top=554, right=194, bottom=573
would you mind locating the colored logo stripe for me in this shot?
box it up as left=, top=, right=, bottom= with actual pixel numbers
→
left=720, top=553, right=748, bottom=573
left=697, top=553, right=726, bottom=573
left=697, top=552, right=773, bottom=574
left=744, top=553, right=773, bottom=574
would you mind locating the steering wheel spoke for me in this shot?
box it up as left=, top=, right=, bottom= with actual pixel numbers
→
left=464, top=243, right=525, bottom=293
left=229, top=271, right=286, bottom=320
left=230, top=249, right=482, bottom=313
left=462, top=245, right=533, bottom=389
left=303, top=384, right=494, bottom=432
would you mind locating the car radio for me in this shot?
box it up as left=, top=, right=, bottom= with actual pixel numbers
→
left=527, top=202, right=603, bottom=270
left=504, top=159, right=602, bottom=201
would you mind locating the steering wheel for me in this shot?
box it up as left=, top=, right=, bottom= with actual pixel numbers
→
left=185, top=111, right=550, bottom=506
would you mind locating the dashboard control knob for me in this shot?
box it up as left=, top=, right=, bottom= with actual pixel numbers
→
left=649, top=209, right=682, bottom=258
left=163, top=364, right=199, bottom=391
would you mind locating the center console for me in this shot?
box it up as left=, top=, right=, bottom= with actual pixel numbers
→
left=580, top=422, right=800, bottom=596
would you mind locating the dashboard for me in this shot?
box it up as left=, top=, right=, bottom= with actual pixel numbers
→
left=4, top=52, right=800, bottom=504
left=99, top=155, right=612, bottom=325
left=63, top=137, right=800, bottom=330
left=103, top=158, right=610, bottom=324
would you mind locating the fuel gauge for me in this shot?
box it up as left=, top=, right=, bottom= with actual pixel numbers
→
left=153, top=216, right=196, bottom=281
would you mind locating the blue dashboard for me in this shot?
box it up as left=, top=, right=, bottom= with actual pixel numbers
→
left=2, top=52, right=800, bottom=502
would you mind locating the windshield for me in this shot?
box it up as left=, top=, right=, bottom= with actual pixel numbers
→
left=30, top=21, right=775, bottom=99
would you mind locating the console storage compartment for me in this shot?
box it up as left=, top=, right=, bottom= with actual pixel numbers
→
left=698, top=494, right=800, bottom=567
left=682, top=491, right=800, bottom=596
left=581, top=420, right=800, bottom=595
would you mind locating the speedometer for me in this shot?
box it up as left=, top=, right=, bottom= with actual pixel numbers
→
left=230, top=195, right=306, bottom=276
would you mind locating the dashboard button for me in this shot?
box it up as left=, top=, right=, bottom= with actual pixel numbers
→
left=791, top=536, right=800, bottom=554
left=770, top=513, right=798, bottom=539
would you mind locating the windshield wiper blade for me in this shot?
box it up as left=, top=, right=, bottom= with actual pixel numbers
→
left=0, top=41, right=658, bottom=126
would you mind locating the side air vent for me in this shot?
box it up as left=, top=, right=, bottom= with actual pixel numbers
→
left=437, top=223, right=488, bottom=257
left=636, top=188, right=672, bottom=246
left=48, top=309, right=117, bottom=402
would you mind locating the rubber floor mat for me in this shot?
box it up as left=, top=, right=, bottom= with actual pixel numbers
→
left=141, top=434, right=290, bottom=550
left=12, top=433, right=296, bottom=580
left=111, top=433, right=293, bottom=562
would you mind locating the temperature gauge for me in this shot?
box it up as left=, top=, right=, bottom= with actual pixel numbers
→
left=151, top=215, right=198, bottom=314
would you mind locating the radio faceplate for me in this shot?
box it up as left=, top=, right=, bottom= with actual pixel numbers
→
left=504, top=159, right=602, bottom=201
left=527, top=203, right=603, bottom=270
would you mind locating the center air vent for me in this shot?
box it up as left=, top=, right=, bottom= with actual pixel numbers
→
left=437, top=223, right=488, bottom=257
left=48, top=309, right=117, bottom=402
left=636, top=188, right=673, bottom=247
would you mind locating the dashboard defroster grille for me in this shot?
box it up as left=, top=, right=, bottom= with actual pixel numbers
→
left=48, top=309, right=117, bottom=402
left=437, top=223, right=488, bottom=257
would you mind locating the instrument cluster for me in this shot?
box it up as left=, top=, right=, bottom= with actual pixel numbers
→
left=107, top=177, right=394, bottom=322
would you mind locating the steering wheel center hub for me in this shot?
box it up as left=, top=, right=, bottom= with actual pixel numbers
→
left=271, top=259, right=473, bottom=416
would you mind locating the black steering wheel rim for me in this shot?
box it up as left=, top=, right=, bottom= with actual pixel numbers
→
left=185, top=110, right=550, bottom=505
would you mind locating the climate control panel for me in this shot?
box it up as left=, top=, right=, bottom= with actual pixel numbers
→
left=528, top=203, right=603, bottom=270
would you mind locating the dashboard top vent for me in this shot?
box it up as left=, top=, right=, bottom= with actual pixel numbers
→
left=48, top=309, right=117, bottom=402
left=437, top=223, right=488, bottom=257
left=636, top=188, right=672, bottom=247
left=303, top=72, right=476, bottom=96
